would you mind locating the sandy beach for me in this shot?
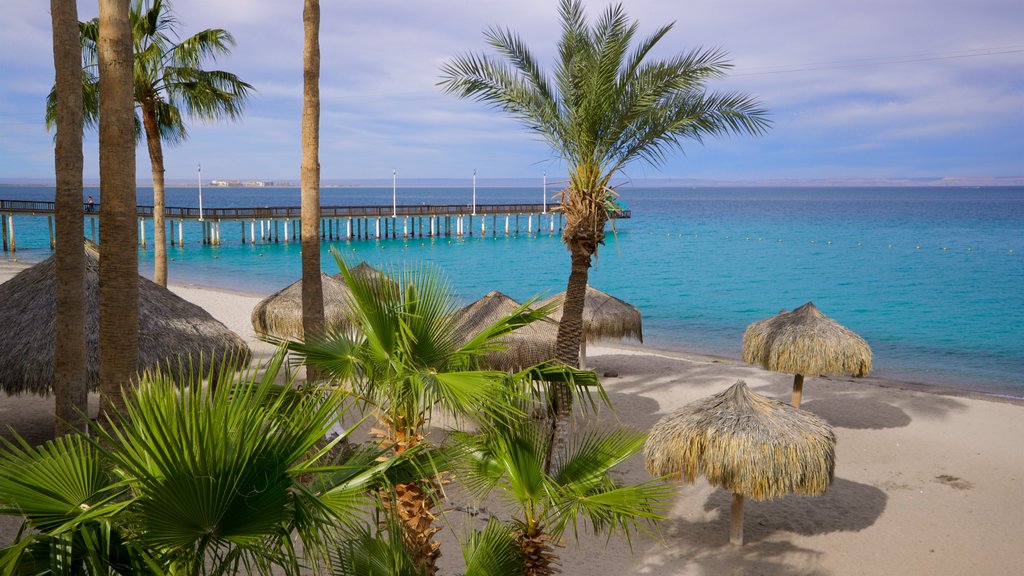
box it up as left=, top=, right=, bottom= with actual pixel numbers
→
left=1, top=258, right=1022, bottom=575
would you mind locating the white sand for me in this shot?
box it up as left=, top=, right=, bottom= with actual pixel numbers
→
left=2, top=258, right=1022, bottom=575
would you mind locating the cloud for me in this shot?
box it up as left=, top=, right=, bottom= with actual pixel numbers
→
left=1, top=0, right=1021, bottom=180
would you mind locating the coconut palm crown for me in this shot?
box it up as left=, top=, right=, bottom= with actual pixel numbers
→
left=440, top=0, right=770, bottom=370
left=46, top=0, right=254, bottom=288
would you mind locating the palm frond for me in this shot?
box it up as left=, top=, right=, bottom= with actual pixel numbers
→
left=461, top=518, right=525, bottom=576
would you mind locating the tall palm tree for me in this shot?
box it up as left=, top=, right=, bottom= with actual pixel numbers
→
left=96, top=0, right=138, bottom=417
left=50, top=0, right=88, bottom=435
left=301, top=0, right=325, bottom=381
left=451, top=416, right=673, bottom=576
left=47, top=0, right=253, bottom=288
left=440, top=0, right=770, bottom=431
left=286, top=252, right=598, bottom=576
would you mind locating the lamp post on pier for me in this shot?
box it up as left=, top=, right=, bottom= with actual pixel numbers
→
left=472, top=169, right=477, bottom=215
left=197, top=163, right=204, bottom=221
left=392, top=169, right=397, bottom=217
left=542, top=171, right=547, bottom=213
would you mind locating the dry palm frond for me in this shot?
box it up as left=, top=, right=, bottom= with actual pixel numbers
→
left=515, top=529, right=560, bottom=576
left=742, top=301, right=872, bottom=377
left=0, top=240, right=250, bottom=396
left=553, top=183, right=617, bottom=256
left=644, top=380, right=836, bottom=501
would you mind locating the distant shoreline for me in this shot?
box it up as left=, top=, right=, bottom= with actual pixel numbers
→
left=4, top=179, right=1024, bottom=189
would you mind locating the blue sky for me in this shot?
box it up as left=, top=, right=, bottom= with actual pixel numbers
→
left=1, top=0, right=1022, bottom=185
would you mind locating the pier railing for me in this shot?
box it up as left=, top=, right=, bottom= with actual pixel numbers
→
left=1, top=199, right=629, bottom=220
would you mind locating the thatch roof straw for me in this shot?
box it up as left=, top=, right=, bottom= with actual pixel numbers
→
left=644, top=380, right=836, bottom=501
left=453, top=291, right=558, bottom=372
left=251, top=272, right=354, bottom=341
left=334, top=261, right=396, bottom=289
left=538, top=285, right=642, bottom=343
left=741, top=301, right=872, bottom=378
left=0, top=241, right=251, bottom=396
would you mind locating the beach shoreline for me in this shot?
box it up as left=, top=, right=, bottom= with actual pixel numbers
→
left=4, top=255, right=1018, bottom=403
left=2, top=256, right=1023, bottom=574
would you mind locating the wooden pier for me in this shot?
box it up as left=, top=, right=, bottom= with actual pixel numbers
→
left=0, top=199, right=629, bottom=253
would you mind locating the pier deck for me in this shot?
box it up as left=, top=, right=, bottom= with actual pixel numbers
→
left=1, top=199, right=629, bottom=252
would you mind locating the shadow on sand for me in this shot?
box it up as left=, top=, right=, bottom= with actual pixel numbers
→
left=701, top=477, right=887, bottom=539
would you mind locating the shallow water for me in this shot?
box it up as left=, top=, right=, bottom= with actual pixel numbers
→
left=3, top=184, right=1022, bottom=397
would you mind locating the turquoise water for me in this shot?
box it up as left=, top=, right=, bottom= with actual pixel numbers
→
left=3, top=185, right=1023, bottom=397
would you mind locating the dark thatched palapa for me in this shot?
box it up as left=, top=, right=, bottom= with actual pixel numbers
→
left=0, top=241, right=250, bottom=396
left=453, top=290, right=557, bottom=372
left=644, top=380, right=836, bottom=545
left=742, top=301, right=872, bottom=407
left=537, top=284, right=642, bottom=368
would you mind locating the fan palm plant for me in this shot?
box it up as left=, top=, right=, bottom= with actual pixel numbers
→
left=440, top=0, right=770, bottom=432
left=46, top=0, right=254, bottom=288
left=0, top=351, right=407, bottom=576
left=451, top=415, right=673, bottom=576
left=285, top=250, right=599, bottom=576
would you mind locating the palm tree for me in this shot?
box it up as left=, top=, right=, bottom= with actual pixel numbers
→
left=0, top=352, right=404, bottom=575
left=451, top=416, right=673, bottom=576
left=286, top=252, right=598, bottom=576
left=301, top=0, right=325, bottom=381
left=47, top=0, right=253, bottom=288
left=96, top=0, right=138, bottom=417
left=440, top=0, right=770, bottom=432
left=49, top=0, right=88, bottom=435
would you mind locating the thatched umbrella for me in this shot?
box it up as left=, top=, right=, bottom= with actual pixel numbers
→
left=252, top=262, right=398, bottom=341
left=644, top=380, right=836, bottom=545
left=334, top=261, right=396, bottom=288
left=0, top=241, right=250, bottom=396
left=742, top=301, right=872, bottom=407
left=251, top=272, right=354, bottom=341
left=537, top=285, right=642, bottom=368
left=452, top=291, right=558, bottom=372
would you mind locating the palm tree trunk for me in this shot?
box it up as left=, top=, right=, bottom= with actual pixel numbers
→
left=97, top=0, right=138, bottom=418
left=50, top=0, right=88, bottom=436
left=141, top=103, right=167, bottom=287
left=544, top=249, right=591, bottom=473
left=301, top=0, right=324, bottom=382
left=384, top=423, right=441, bottom=576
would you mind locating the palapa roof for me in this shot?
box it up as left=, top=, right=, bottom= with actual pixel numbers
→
left=251, top=272, right=355, bottom=341
left=537, top=285, right=642, bottom=343
left=644, top=380, right=836, bottom=501
left=741, top=301, right=872, bottom=377
left=453, top=290, right=558, bottom=372
left=0, top=241, right=251, bottom=396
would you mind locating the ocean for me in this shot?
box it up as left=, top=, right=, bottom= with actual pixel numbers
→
left=3, top=184, right=1022, bottom=397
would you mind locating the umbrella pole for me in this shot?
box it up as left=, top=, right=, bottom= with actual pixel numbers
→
left=791, top=373, right=804, bottom=408
left=730, top=492, right=745, bottom=545
left=579, top=339, right=587, bottom=370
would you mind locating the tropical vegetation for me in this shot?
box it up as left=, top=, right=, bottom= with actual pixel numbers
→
left=46, top=0, right=253, bottom=288
left=0, top=352, right=408, bottom=575
left=451, top=414, right=672, bottom=576
left=439, top=0, right=771, bottom=438
left=283, top=251, right=603, bottom=575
